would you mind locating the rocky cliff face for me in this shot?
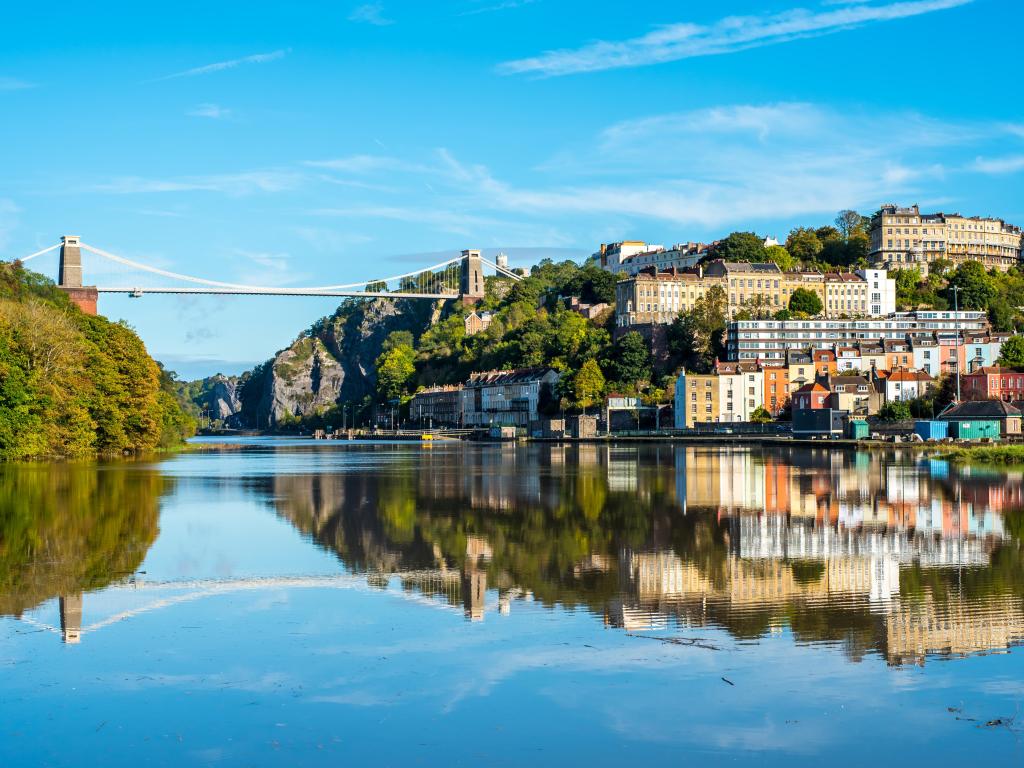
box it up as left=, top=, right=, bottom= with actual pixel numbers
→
left=206, top=375, right=242, bottom=422
left=248, top=297, right=436, bottom=429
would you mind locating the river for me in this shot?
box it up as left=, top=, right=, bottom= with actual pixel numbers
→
left=2, top=439, right=1023, bottom=765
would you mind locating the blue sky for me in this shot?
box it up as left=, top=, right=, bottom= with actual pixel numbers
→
left=2, top=0, right=1021, bottom=377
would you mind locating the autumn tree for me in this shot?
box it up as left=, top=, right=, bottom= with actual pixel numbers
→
left=571, top=359, right=606, bottom=411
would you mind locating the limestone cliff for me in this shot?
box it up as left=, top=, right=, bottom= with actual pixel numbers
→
left=243, top=297, right=437, bottom=429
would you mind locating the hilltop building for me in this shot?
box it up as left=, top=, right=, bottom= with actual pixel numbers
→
left=615, top=262, right=895, bottom=328
left=869, top=204, right=1023, bottom=272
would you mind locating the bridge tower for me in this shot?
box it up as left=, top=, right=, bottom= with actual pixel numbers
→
left=59, top=593, right=83, bottom=644
left=58, top=235, right=98, bottom=315
left=459, top=249, right=485, bottom=304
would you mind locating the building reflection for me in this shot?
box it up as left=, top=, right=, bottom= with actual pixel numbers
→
left=265, top=444, right=1024, bottom=666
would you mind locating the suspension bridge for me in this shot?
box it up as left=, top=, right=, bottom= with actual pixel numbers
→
left=13, top=235, right=522, bottom=315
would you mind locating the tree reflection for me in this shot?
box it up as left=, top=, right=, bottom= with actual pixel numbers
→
left=0, top=462, right=166, bottom=622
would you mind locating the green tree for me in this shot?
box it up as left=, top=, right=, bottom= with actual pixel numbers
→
left=750, top=406, right=773, bottom=424
left=998, top=335, right=1024, bottom=369
left=834, top=210, right=867, bottom=240
left=712, top=232, right=767, bottom=263
left=668, top=285, right=728, bottom=373
left=376, top=332, right=416, bottom=401
left=785, top=228, right=823, bottom=263
left=878, top=400, right=912, bottom=421
left=764, top=245, right=795, bottom=271
left=945, top=261, right=995, bottom=310
left=603, top=332, right=651, bottom=386
left=564, top=265, right=617, bottom=305
left=788, top=287, right=823, bottom=316
left=571, top=359, right=605, bottom=411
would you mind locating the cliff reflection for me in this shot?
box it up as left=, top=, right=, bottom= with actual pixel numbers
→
left=273, top=445, right=1024, bottom=664
left=0, top=463, right=167, bottom=640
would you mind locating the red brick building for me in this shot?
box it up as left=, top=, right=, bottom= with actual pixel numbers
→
left=963, top=366, right=1024, bottom=402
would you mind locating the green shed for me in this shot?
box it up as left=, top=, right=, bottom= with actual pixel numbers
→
left=846, top=419, right=869, bottom=440
left=948, top=420, right=1001, bottom=441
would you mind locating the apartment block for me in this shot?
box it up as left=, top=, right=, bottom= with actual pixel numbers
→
left=727, top=311, right=991, bottom=362
left=870, top=203, right=1023, bottom=272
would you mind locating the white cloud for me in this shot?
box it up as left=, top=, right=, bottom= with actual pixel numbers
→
left=187, top=103, right=232, bottom=119
left=498, top=0, right=974, bottom=76
left=0, top=77, right=34, bottom=91
left=348, top=3, right=394, bottom=25
left=153, top=49, right=289, bottom=81
left=972, top=155, right=1024, bottom=175
left=92, top=171, right=302, bottom=196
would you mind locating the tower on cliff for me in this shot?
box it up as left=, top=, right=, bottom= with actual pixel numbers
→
left=460, top=248, right=485, bottom=303
left=58, top=235, right=98, bottom=315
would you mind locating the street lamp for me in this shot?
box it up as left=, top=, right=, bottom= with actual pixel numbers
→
left=951, top=284, right=961, bottom=404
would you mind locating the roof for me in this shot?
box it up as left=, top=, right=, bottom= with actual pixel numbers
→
left=938, top=400, right=1022, bottom=421
left=824, top=273, right=864, bottom=283
left=716, top=360, right=760, bottom=374
left=704, top=260, right=782, bottom=276
left=830, top=376, right=871, bottom=390
left=887, top=369, right=934, bottom=383
left=465, top=368, right=558, bottom=387
left=794, top=381, right=829, bottom=395
left=966, top=366, right=1011, bottom=376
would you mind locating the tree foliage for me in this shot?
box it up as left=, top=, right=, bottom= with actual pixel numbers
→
left=0, top=262, right=194, bottom=459
left=788, top=287, right=823, bottom=316
left=998, top=335, right=1024, bottom=369
left=570, top=359, right=606, bottom=410
left=712, top=232, right=766, bottom=263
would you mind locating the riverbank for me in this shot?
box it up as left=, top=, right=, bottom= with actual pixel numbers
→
left=930, top=444, right=1024, bottom=466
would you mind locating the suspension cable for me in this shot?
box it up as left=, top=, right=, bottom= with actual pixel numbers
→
left=14, top=243, right=61, bottom=262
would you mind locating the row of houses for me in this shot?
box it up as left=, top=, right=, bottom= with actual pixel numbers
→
left=615, top=260, right=897, bottom=326
left=409, top=368, right=561, bottom=428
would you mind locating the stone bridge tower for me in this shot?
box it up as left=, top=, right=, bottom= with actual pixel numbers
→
left=58, top=235, right=98, bottom=315
left=459, top=248, right=485, bottom=304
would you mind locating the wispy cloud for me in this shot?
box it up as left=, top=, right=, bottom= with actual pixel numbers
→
left=972, top=155, right=1024, bottom=175
left=498, top=0, right=973, bottom=76
left=303, top=155, right=431, bottom=174
left=348, top=3, right=394, bottom=25
left=458, top=0, right=537, bottom=16
left=92, top=171, right=302, bottom=196
left=187, top=103, right=232, bottom=119
left=153, top=49, right=289, bottom=81
left=343, top=103, right=1006, bottom=232
left=0, top=77, right=35, bottom=91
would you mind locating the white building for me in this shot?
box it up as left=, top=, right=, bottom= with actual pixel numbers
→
left=597, top=240, right=710, bottom=276
left=856, top=268, right=897, bottom=316
left=727, top=311, right=990, bottom=362
left=461, top=368, right=561, bottom=427
left=884, top=369, right=934, bottom=402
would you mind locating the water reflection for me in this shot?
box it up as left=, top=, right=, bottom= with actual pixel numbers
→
left=270, top=444, right=1024, bottom=665
left=0, top=462, right=169, bottom=641
left=2, top=443, right=1022, bottom=667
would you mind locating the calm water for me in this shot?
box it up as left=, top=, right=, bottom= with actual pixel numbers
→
left=2, top=440, right=1024, bottom=766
